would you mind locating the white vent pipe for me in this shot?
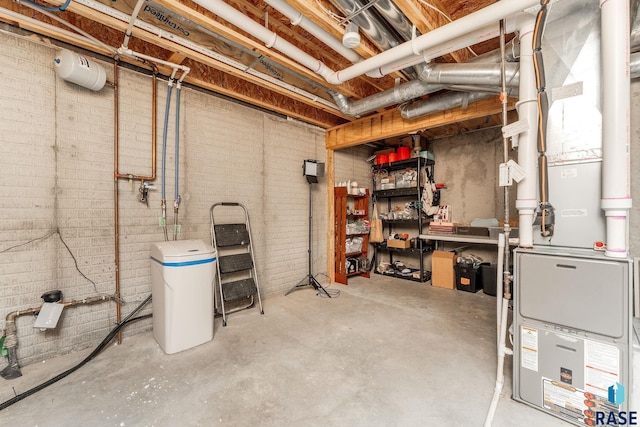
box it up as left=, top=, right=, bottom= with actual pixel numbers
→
left=370, top=20, right=518, bottom=79
left=190, top=0, right=336, bottom=82
left=193, top=0, right=537, bottom=87
left=325, top=0, right=540, bottom=85
left=514, top=14, right=538, bottom=249
left=600, top=0, right=632, bottom=258
left=263, top=0, right=362, bottom=64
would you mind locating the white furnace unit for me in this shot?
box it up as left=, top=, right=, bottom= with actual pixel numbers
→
left=513, top=247, right=633, bottom=426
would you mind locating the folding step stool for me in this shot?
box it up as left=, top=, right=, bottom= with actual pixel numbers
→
left=209, top=202, right=264, bottom=326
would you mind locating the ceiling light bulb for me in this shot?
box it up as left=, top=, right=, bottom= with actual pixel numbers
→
left=342, top=22, right=360, bottom=49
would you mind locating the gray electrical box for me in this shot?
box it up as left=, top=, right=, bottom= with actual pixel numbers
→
left=513, top=247, right=633, bottom=426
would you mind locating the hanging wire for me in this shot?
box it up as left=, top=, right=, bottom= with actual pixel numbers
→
left=1, top=229, right=121, bottom=302
left=417, top=0, right=478, bottom=57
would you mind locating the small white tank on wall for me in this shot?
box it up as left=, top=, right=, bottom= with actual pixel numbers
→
left=53, top=49, right=106, bottom=91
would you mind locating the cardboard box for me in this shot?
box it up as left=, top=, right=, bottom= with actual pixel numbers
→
left=387, top=239, right=410, bottom=249
left=431, top=250, right=457, bottom=289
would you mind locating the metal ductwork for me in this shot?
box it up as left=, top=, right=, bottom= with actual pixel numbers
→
left=329, top=0, right=402, bottom=51
left=328, top=0, right=421, bottom=79
left=329, top=80, right=447, bottom=117
left=329, top=37, right=520, bottom=118
left=418, top=62, right=519, bottom=87
left=398, top=91, right=495, bottom=120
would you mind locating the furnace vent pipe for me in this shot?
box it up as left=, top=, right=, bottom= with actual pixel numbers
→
left=325, top=0, right=539, bottom=85
left=263, top=0, right=362, bottom=64
left=370, top=21, right=519, bottom=79
left=600, top=0, right=632, bottom=258
left=192, top=0, right=536, bottom=87
left=514, top=14, right=538, bottom=249
left=190, top=0, right=336, bottom=82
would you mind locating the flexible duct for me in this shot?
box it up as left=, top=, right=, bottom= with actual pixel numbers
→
left=600, top=0, right=632, bottom=258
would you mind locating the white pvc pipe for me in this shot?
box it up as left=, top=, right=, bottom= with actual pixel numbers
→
left=600, top=0, right=632, bottom=258
left=326, top=0, right=540, bottom=85
left=263, top=0, right=363, bottom=64
left=495, top=233, right=505, bottom=352
left=69, top=0, right=338, bottom=110
left=4, top=3, right=117, bottom=55
left=122, top=0, right=145, bottom=50
left=371, top=20, right=519, bottom=78
left=191, top=0, right=335, bottom=81
left=514, top=14, right=538, bottom=249
left=484, top=296, right=512, bottom=427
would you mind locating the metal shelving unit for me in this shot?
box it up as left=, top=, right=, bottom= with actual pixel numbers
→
left=372, top=157, right=435, bottom=283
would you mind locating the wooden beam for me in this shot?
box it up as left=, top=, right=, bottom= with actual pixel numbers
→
left=326, top=149, right=335, bottom=283
left=393, top=0, right=469, bottom=63
left=326, top=96, right=516, bottom=149
left=6, top=0, right=352, bottom=124
left=0, top=5, right=345, bottom=128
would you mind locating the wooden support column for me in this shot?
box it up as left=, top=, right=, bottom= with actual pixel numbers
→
left=326, top=149, right=335, bottom=283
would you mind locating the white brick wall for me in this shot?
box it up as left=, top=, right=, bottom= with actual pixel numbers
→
left=0, top=29, right=340, bottom=369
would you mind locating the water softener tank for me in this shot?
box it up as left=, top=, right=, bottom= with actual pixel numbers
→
left=54, top=49, right=106, bottom=91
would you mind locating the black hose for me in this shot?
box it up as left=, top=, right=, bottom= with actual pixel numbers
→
left=0, top=295, right=152, bottom=411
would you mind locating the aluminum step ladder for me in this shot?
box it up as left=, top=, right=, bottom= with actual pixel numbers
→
left=210, top=202, right=264, bottom=326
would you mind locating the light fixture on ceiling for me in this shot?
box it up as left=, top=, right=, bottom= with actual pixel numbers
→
left=342, top=21, right=361, bottom=49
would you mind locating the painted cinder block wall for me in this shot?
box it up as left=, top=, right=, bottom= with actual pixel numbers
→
left=0, top=29, right=339, bottom=369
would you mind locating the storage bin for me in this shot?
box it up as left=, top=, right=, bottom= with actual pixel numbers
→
left=481, top=263, right=514, bottom=298
left=455, top=262, right=489, bottom=293
left=481, top=263, right=497, bottom=296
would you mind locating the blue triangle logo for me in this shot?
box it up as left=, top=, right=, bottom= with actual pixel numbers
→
left=608, top=382, right=625, bottom=406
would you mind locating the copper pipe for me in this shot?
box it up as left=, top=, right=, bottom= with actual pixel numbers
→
left=113, top=60, right=122, bottom=344
left=114, top=68, right=158, bottom=182
left=1, top=294, right=116, bottom=379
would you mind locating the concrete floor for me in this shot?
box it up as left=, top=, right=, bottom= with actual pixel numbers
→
left=0, top=274, right=570, bottom=427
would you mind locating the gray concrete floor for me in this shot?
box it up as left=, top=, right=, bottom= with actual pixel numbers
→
left=0, top=275, right=569, bottom=427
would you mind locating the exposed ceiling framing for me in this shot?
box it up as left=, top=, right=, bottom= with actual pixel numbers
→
left=0, top=0, right=518, bottom=144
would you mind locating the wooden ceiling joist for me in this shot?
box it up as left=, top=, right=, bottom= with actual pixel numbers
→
left=326, top=96, right=516, bottom=149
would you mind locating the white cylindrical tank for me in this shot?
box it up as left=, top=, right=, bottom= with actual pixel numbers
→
left=53, top=49, right=106, bottom=91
